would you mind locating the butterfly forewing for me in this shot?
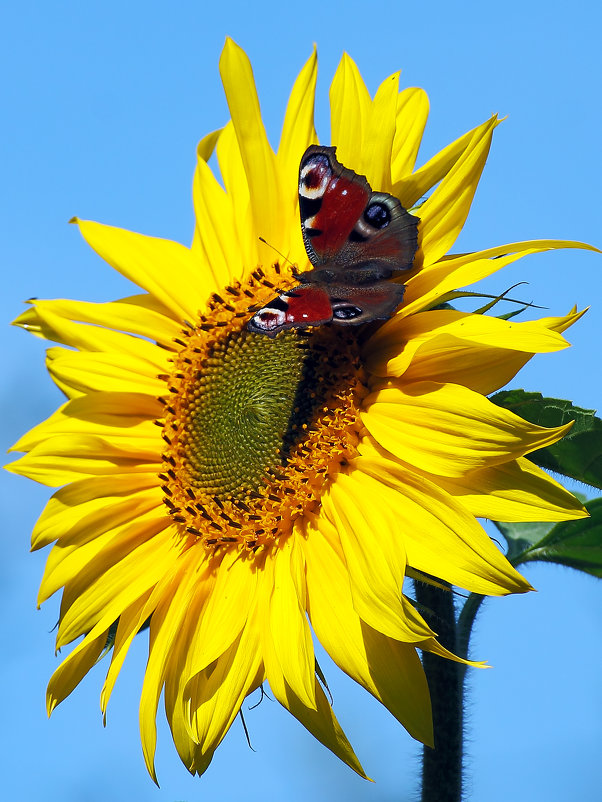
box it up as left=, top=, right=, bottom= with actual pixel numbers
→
left=299, top=147, right=373, bottom=266
left=299, top=146, right=419, bottom=275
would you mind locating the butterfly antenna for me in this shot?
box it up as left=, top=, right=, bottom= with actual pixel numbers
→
left=258, top=237, right=299, bottom=276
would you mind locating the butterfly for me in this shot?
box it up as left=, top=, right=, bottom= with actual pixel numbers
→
left=247, top=144, right=419, bottom=337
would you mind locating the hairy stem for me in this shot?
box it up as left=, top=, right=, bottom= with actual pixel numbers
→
left=457, top=592, right=485, bottom=684
left=415, top=582, right=463, bottom=802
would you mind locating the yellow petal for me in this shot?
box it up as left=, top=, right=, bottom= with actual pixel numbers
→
left=5, top=436, right=159, bottom=486
left=302, top=517, right=434, bottom=746
left=361, top=71, right=400, bottom=191
left=281, top=678, right=369, bottom=779
left=13, top=296, right=181, bottom=348
left=438, top=456, right=589, bottom=522
left=278, top=48, right=318, bottom=189
left=259, top=571, right=368, bottom=779
left=37, top=490, right=161, bottom=599
left=266, top=536, right=316, bottom=710
left=394, top=116, right=496, bottom=209
left=184, top=548, right=256, bottom=676
left=165, top=697, right=216, bottom=779
left=11, top=393, right=161, bottom=454
left=369, top=308, right=570, bottom=363
left=139, top=549, right=210, bottom=782
left=402, top=240, right=596, bottom=317
left=183, top=620, right=263, bottom=760
left=37, top=494, right=163, bottom=602
left=277, top=48, right=319, bottom=269
left=101, top=589, right=153, bottom=716
left=362, top=381, right=573, bottom=477
left=323, top=475, right=436, bottom=643
left=31, top=472, right=159, bottom=549
left=56, top=521, right=176, bottom=647
left=46, top=628, right=109, bottom=715
left=192, top=132, right=243, bottom=286
left=353, top=455, right=531, bottom=595
left=329, top=53, right=371, bottom=168
left=46, top=348, right=167, bottom=396
left=191, top=127, right=220, bottom=259
left=391, top=87, right=430, bottom=181
left=365, top=308, right=575, bottom=395
left=215, top=121, right=253, bottom=266
left=74, top=218, right=212, bottom=322
left=389, top=311, right=583, bottom=395
left=417, top=116, right=498, bottom=266
left=13, top=303, right=170, bottom=371
left=419, top=636, right=487, bottom=666
left=219, top=38, right=285, bottom=265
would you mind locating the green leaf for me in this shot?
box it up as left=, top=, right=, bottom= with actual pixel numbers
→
left=495, top=499, right=602, bottom=577
left=494, top=520, right=554, bottom=562
left=496, top=305, right=531, bottom=321
left=491, top=390, right=602, bottom=490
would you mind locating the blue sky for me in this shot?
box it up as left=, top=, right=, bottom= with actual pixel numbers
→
left=1, top=2, right=601, bottom=800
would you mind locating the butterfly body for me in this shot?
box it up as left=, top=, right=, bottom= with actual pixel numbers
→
left=247, top=145, right=419, bottom=336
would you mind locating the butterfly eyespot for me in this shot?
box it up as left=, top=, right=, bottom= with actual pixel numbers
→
left=364, top=202, right=391, bottom=229
left=332, top=305, right=363, bottom=320
left=300, top=155, right=331, bottom=191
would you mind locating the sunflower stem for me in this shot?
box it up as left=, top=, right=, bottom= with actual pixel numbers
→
left=414, top=582, right=463, bottom=802
left=456, top=593, right=485, bottom=682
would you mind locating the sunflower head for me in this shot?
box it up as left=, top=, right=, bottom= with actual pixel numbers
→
left=6, top=38, right=589, bottom=783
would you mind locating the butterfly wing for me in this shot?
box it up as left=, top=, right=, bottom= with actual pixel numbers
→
left=247, top=146, right=417, bottom=336
left=298, top=145, right=419, bottom=279
left=246, top=281, right=405, bottom=337
left=327, top=281, right=405, bottom=325
left=247, top=286, right=334, bottom=337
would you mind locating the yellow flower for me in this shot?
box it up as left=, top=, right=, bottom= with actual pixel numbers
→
left=7, top=39, right=590, bottom=781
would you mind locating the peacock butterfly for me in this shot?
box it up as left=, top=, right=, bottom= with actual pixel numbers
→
left=247, top=145, right=419, bottom=336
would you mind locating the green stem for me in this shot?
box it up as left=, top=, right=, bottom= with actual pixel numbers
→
left=414, top=581, right=462, bottom=802
left=456, top=592, right=485, bottom=685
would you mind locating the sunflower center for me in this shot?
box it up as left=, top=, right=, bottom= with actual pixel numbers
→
left=184, top=329, right=310, bottom=497
left=159, top=265, right=367, bottom=550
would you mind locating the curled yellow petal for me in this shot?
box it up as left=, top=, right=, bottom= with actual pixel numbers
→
left=352, top=455, right=532, bottom=595
left=302, top=517, right=434, bottom=746
left=362, top=381, right=572, bottom=478
left=438, top=456, right=589, bottom=522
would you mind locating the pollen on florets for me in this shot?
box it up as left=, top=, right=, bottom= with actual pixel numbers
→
left=157, top=264, right=368, bottom=551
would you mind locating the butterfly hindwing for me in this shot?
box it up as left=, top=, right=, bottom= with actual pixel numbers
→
left=327, top=281, right=406, bottom=325
left=246, top=281, right=405, bottom=337
left=247, top=286, right=334, bottom=336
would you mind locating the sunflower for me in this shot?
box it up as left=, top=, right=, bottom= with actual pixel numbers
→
left=7, top=39, right=589, bottom=781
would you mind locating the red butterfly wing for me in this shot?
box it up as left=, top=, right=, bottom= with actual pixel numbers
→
left=299, top=148, right=372, bottom=264
left=247, top=286, right=333, bottom=337
left=299, top=145, right=419, bottom=277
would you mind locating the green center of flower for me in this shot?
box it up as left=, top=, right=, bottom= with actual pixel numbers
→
left=184, top=329, right=310, bottom=497
left=159, top=267, right=367, bottom=549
